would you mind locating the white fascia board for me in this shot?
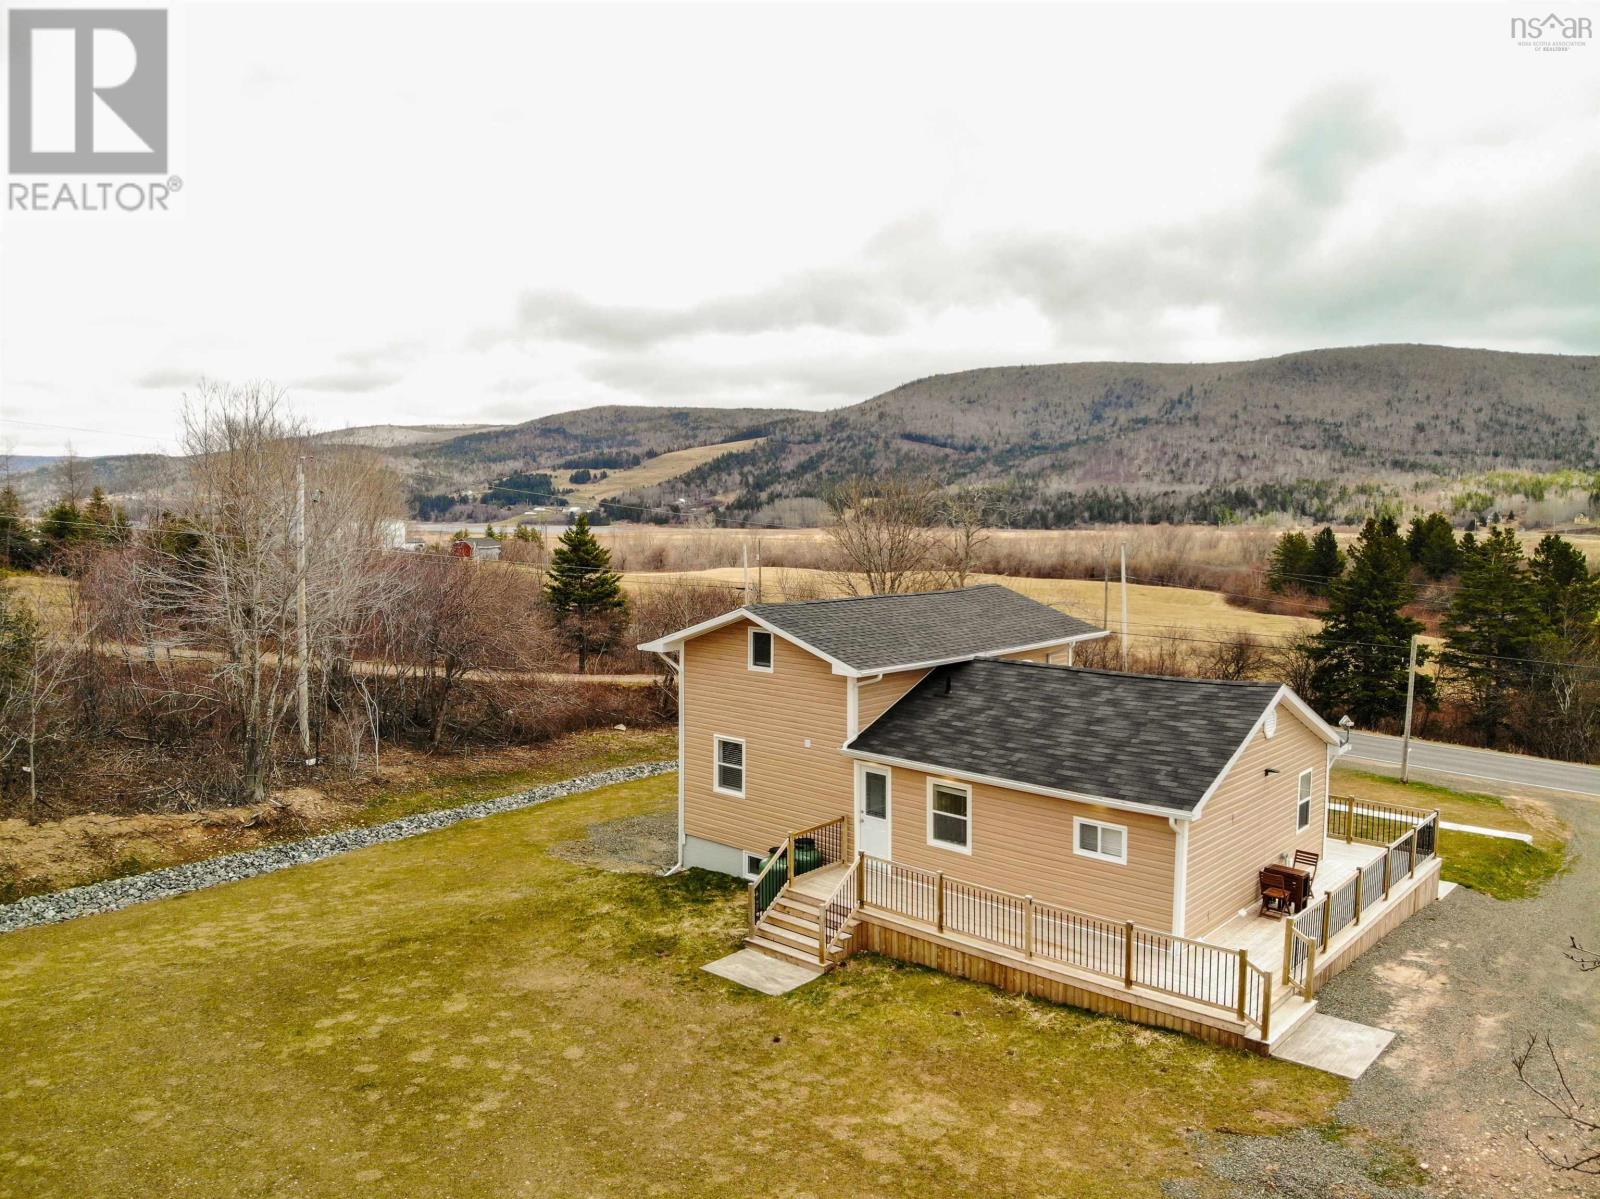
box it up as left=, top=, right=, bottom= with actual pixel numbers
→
left=838, top=747, right=1196, bottom=821
left=1189, top=685, right=1339, bottom=819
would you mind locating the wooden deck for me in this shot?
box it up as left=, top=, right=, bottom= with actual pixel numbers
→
left=1199, top=837, right=1382, bottom=977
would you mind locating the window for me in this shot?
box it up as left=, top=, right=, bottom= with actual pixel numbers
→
left=714, top=736, right=745, bottom=796
left=1296, top=769, right=1313, bottom=831
left=1074, top=817, right=1128, bottom=865
left=748, top=629, right=774, bottom=672
left=863, top=770, right=888, bottom=820
left=743, top=852, right=767, bottom=879
left=927, top=781, right=971, bottom=852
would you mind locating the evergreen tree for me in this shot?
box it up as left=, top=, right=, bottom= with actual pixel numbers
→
left=1441, top=527, right=1547, bottom=746
left=1266, top=531, right=1314, bottom=593
left=1404, top=513, right=1458, bottom=578
left=544, top=513, right=627, bottom=671
left=1309, top=517, right=1432, bottom=727
left=1527, top=533, right=1600, bottom=639
left=1308, top=527, right=1345, bottom=594
left=0, top=486, right=30, bottom=569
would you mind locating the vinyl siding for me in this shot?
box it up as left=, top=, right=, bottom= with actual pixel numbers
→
left=682, top=620, right=853, bottom=856
left=856, top=670, right=928, bottom=731
left=1182, top=706, right=1328, bottom=937
left=874, top=764, right=1177, bottom=930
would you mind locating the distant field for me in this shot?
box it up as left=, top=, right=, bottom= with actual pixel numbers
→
left=621, top=566, right=1323, bottom=643
left=558, top=438, right=765, bottom=507
left=4, top=574, right=72, bottom=631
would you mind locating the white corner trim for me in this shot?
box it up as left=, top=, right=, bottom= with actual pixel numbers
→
left=846, top=677, right=860, bottom=740
left=1169, top=816, right=1188, bottom=935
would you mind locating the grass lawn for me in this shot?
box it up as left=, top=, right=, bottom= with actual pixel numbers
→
left=0, top=774, right=1347, bottom=1199
left=1332, top=767, right=1570, bottom=901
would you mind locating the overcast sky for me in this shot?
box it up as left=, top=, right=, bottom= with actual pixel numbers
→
left=3, top=1, right=1597, bottom=457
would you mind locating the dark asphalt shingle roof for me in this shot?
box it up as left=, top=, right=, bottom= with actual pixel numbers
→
left=747, top=585, right=1101, bottom=673
left=847, top=659, right=1287, bottom=812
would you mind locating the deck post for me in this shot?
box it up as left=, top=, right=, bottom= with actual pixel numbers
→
left=1023, top=896, right=1035, bottom=958
left=1351, top=868, right=1364, bottom=926
left=1408, top=830, right=1418, bottom=878
left=856, top=851, right=866, bottom=906
left=936, top=871, right=945, bottom=933
left=1382, top=847, right=1391, bottom=899
left=786, top=834, right=796, bottom=880
left=1260, top=976, right=1272, bottom=1042
left=1305, top=939, right=1318, bottom=1000
left=1320, top=897, right=1331, bottom=950
left=747, top=881, right=756, bottom=931
left=1235, top=949, right=1249, bottom=1020
left=1281, top=919, right=1295, bottom=985
left=1123, top=922, right=1136, bottom=988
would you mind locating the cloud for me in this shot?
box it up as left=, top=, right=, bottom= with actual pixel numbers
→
left=1264, top=85, right=1401, bottom=206
left=134, top=367, right=202, bottom=389
left=291, top=369, right=401, bottom=393
left=461, top=80, right=1597, bottom=419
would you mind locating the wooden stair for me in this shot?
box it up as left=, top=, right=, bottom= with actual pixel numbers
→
left=745, top=889, right=853, bottom=970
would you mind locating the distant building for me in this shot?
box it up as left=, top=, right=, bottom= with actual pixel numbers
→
left=451, top=537, right=502, bottom=561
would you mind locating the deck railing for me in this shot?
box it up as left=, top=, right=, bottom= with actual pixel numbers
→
left=1284, top=806, right=1440, bottom=997
left=859, top=854, right=1272, bottom=1037
left=817, top=856, right=863, bottom=963
left=1327, top=794, right=1434, bottom=846
left=748, top=815, right=853, bottom=931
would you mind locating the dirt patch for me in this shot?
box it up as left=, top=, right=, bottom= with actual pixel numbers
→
left=549, top=811, right=676, bottom=874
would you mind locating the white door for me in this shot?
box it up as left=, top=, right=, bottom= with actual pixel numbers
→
left=858, top=767, right=891, bottom=859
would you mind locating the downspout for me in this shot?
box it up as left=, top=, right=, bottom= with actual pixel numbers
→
left=655, top=649, right=687, bottom=874
left=1168, top=815, right=1189, bottom=936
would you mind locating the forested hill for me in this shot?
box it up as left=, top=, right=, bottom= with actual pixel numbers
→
left=669, top=345, right=1599, bottom=520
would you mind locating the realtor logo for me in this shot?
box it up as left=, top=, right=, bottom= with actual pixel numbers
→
left=8, top=9, right=168, bottom=174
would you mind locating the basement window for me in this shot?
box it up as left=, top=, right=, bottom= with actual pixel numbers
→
left=714, top=736, right=746, bottom=797
left=748, top=628, right=774, bottom=672
left=1074, top=817, right=1128, bottom=865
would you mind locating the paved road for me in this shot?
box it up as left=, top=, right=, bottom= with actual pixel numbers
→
left=1345, top=730, right=1600, bottom=798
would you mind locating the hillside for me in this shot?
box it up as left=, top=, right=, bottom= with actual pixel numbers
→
left=665, top=345, right=1600, bottom=523
left=410, top=405, right=790, bottom=493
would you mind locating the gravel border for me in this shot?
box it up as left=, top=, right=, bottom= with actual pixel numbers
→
left=0, top=760, right=676, bottom=935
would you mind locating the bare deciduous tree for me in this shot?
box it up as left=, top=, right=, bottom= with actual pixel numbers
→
left=824, top=476, right=944, bottom=596
left=939, top=487, right=1003, bottom=589
left=114, top=382, right=403, bottom=802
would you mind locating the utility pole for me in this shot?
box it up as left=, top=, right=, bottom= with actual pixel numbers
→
left=756, top=536, right=763, bottom=602
left=1399, top=633, right=1419, bottom=783
left=742, top=541, right=751, bottom=603
left=1119, top=542, right=1130, bottom=671
left=1102, top=548, right=1110, bottom=629
left=295, top=458, right=312, bottom=763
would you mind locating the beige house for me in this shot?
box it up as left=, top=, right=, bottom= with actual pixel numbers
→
left=641, top=586, right=1443, bottom=1053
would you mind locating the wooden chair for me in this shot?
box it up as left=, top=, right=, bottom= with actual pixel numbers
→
left=1258, top=869, right=1292, bottom=918
left=1293, top=849, right=1320, bottom=881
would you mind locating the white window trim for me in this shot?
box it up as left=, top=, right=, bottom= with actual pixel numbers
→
left=713, top=734, right=746, bottom=798
left=925, top=778, right=973, bottom=855
left=1073, top=816, right=1129, bottom=865
left=747, top=628, right=774, bottom=673
left=742, top=851, right=766, bottom=880
left=1296, top=767, right=1313, bottom=831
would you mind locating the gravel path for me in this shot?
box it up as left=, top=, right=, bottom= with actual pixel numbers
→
left=0, top=760, right=676, bottom=935
left=1311, top=790, right=1599, bottom=1197
left=1184, top=789, right=1599, bottom=1198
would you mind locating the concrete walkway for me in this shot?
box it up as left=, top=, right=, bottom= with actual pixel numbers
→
left=702, top=948, right=823, bottom=996
left=1272, top=1013, right=1396, bottom=1079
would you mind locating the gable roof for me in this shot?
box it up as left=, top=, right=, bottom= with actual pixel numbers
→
left=845, top=659, right=1332, bottom=816
left=638, top=584, right=1105, bottom=675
